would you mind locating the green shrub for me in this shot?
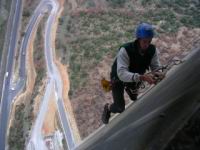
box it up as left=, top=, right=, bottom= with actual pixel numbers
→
left=106, top=0, right=127, bottom=7
left=64, top=0, right=200, bottom=97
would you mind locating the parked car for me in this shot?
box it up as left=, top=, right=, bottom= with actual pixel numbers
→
left=5, top=72, right=9, bottom=77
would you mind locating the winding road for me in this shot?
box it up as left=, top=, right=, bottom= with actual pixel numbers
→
left=0, top=0, right=76, bottom=149
left=21, top=0, right=76, bottom=149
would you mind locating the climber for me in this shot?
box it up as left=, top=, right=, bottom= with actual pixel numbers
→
left=102, top=23, right=164, bottom=124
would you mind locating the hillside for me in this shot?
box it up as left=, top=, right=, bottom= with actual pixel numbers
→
left=0, top=0, right=12, bottom=61
left=55, top=0, right=200, bottom=139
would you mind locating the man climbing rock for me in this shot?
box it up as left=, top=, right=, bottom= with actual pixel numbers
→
left=102, top=23, right=164, bottom=124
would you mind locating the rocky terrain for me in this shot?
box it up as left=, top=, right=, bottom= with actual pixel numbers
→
left=164, top=109, right=200, bottom=150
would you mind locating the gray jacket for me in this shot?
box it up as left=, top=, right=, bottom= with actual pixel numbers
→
left=117, top=47, right=161, bottom=83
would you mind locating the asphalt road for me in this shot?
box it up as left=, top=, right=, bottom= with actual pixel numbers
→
left=25, top=0, right=76, bottom=149
left=0, top=0, right=76, bottom=149
left=0, top=0, right=16, bottom=102
left=75, top=48, right=200, bottom=150
left=0, top=0, right=22, bottom=149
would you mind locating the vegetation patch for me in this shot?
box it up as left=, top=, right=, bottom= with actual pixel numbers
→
left=0, top=0, right=12, bottom=62
left=65, top=12, right=135, bottom=96
left=33, top=21, right=46, bottom=86
left=106, top=0, right=128, bottom=7
left=8, top=104, right=27, bottom=150
left=56, top=0, right=200, bottom=98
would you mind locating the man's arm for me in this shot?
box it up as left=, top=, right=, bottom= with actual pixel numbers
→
left=150, top=48, right=161, bottom=71
left=117, top=47, right=140, bottom=83
left=150, top=49, right=165, bottom=82
left=117, top=47, right=158, bottom=85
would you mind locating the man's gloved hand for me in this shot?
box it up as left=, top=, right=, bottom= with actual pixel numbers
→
left=139, top=74, right=155, bottom=84
left=152, top=71, right=165, bottom=82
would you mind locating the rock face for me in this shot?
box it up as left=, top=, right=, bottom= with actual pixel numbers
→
left=164, top=109, right=200, bottom=150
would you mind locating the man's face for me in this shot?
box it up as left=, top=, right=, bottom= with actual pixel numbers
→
left=139, top=38, right=152, bottom=51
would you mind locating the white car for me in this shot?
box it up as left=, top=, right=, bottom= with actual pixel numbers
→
left=5, top=72, right=9, bottom=77
left=11, top=87, right=15, bottom=91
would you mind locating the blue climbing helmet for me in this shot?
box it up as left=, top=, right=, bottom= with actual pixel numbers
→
left=136, top=23, right=154, bottom=39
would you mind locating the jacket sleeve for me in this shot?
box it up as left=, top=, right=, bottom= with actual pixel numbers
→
left=150, top=48, right=161, bottom=71
left=117, top=47, right=140, bottom=83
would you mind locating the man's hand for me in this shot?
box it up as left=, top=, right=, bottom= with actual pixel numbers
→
left=153, top=71, right=165, bottom=81
left=139, top=74, right=155, bottom=84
